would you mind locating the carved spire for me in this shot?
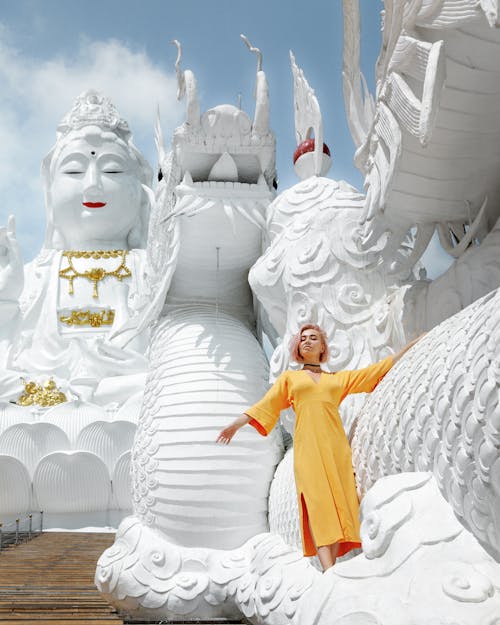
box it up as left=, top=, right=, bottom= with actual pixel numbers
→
left=240, top=33, right=262, bottom=72
left=342, top=0, right=375, bottom=148
left=290, top=51, right=326, bottom=177
left=155, top=104, right=166, bottom=177
left=241, top=34, right=269, bottom=136
left=171, top=39, right=201, bottom=128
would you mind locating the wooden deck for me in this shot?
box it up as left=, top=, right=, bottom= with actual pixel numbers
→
left=0, top=532, right=123, bottom=624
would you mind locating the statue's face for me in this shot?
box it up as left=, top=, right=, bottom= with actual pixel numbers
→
left=49, top=130, right=143, bottom=248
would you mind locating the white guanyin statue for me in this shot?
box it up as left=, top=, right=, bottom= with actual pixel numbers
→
left=0, top=91, right=155, bottom=528
left=0, top=89, right=153, bottom=408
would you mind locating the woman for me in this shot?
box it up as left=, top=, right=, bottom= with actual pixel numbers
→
left=217, top=324, right=423, bottom=570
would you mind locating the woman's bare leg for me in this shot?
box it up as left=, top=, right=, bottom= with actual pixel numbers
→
left=301, top=496, right=340, bottom=571
left=317, top=545, right=335, bottom=570
left=316, top=543, right=340, bottom=570
left=329, top=542, right=340, bottom=566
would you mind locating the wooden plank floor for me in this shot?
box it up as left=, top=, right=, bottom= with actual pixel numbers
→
left=0, top=532, right=123, bottom=624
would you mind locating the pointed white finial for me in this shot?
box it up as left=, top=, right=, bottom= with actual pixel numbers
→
left=241, top=34, right=269, bottom=136
left=240, top=34, right=262, bottom=72
left=290, top=50, right=330, bottom=178
left=155, top=104, right=166, bottom=169
left=341, top=0, right=375, bottom=148
left=171, top=39, right=185, bottom=101
left=170, top=39, right=200, bottom=128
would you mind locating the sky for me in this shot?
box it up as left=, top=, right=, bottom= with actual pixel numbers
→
left=0, top=0, right=452, bottom=276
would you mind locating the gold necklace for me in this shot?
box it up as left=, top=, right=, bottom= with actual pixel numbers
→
left=59, top=249, right=131, bottom=298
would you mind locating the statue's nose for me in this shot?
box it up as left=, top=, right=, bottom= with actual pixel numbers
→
left=83, top=162, right=103, bottom=195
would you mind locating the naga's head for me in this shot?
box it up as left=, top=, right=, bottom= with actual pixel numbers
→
left=152, top=39, right=276, bottom=306
left=159, top=37, right=276, bottom=200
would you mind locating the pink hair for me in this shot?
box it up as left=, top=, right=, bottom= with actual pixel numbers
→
left=290, top=324, right=329, bottom=363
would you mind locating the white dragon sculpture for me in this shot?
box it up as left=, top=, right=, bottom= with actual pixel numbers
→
left=97, top=3, right=500, bottom=623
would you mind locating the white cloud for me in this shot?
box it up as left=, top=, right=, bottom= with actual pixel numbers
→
left=0, top=30, right=183, bottom=260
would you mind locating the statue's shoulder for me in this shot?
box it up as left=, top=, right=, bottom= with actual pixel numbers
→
left=125, top=247, right=146, bottom=263
left=129, top=247, right=146, bottom=258
left=23, top=249, right=58, bottom=281
left=19, top=250, right=59, bottom=313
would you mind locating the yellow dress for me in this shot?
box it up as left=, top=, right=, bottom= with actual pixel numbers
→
left=246, top=356, right=393, bottom=557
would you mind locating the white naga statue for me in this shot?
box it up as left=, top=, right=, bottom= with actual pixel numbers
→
left=0, top=90, right=153, bottom=408
left=97, top=4, right=500, bottom=624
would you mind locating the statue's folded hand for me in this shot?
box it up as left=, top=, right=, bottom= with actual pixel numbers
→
left=0, top=215, right=24, bottom=301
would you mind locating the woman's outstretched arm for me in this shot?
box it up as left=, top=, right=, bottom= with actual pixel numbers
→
left=217, top=372, right=291, bottom=444
left=342, top=332, right=428, bottom=398
left=392, top=332, right=427, bottom=364
left=217, top=413, right=251, bottom=445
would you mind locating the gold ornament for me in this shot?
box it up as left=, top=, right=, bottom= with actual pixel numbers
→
left=59, top=308, right=115, bottom=328
left=59, top=250, right=131, bottom=298
left=17, top=378, right=67, bottom=407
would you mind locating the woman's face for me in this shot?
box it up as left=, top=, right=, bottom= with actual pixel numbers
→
left=298, top=328, right=324, bottom=363
left=49, top=131, right=143, bottom=248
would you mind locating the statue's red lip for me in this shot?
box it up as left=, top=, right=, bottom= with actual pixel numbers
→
left=82, top=202, right=106, bottom=208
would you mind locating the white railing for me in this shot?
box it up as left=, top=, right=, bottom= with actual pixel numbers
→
left=0, top=511, right=43, bottom=551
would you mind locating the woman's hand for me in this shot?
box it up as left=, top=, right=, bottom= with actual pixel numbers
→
left=216, top=414, right=250, bottom=444
left=217, top=423, right=240, bottom=445
left=0, top=215, right=24, bottom=301
left=393, top=332, right=428, bottom=364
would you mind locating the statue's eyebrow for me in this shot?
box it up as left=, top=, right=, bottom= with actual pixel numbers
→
left=58, top=153, right=87, bottom=167
left=95, top=153, right=129, bottom=169
left=96, top=153, right=127, bottom=163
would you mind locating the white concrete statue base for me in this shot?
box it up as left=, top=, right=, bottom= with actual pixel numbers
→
left=96, top=471, right=500, bottom=625
left=297, top=472, right=500, bottom=625
left=96, top=515, right=319, bottom=623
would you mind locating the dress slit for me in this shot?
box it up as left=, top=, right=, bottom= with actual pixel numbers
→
left=300, top=491, right=361, bottom=557
left=300, top=492, right=317, bottom=556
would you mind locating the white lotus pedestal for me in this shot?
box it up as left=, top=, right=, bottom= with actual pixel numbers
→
left=0, top=400, right=140, bottom=528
